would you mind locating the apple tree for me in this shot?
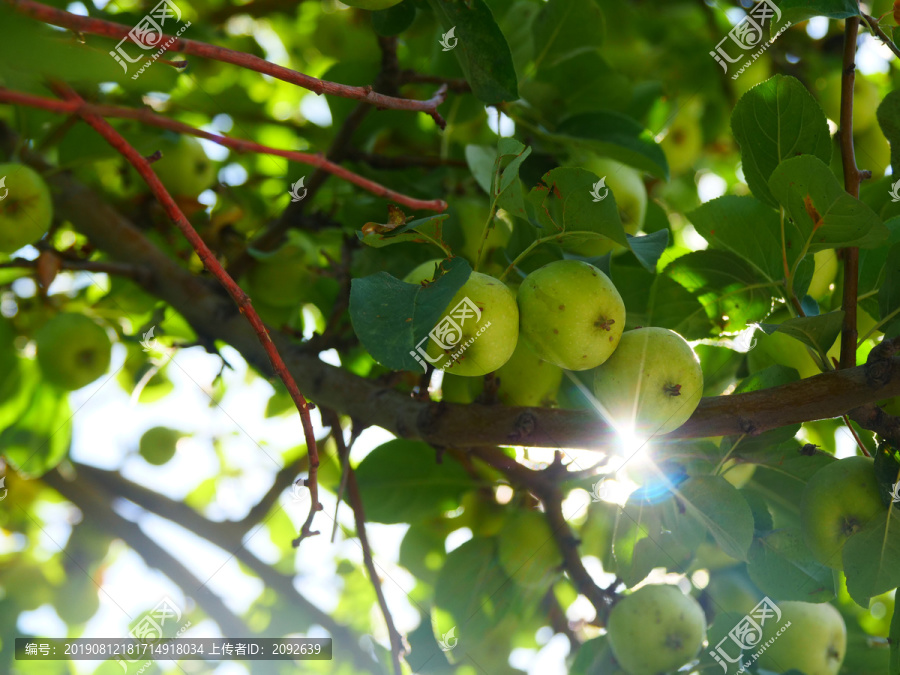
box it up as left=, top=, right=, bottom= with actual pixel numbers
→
left=1, top=0, right=900, bottom=673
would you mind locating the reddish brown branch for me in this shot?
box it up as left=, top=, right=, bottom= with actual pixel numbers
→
left=0, top=88, right=447, bottom=213
left=49, top=84, right=323, bottom=544
left=7, top=0, right=448, bottom=128
left=325, top=410, right=407, bottom=674
left=839, top=17, right=862, bottom=369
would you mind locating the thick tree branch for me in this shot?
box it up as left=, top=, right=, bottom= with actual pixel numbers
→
left=6, top=0, right=448, bottom=127
left=48, top=85, right=323, bottom=544
left=839, top=17, right=861, bottom=369
left=41, top=469, right=252, bottom=638
left=25, top=153, right=900, bottom=452
left=0, top=88, right=446, bottom=213
left=469, top=448, right=615, bottom=624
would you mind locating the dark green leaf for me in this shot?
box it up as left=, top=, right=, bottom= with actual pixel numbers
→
left=747, top=528, right=835, bottom=602
left=626, top=230, right=669, bottom=273
left=678, top=476, right=754, bottom=561
left=769, top=155, right=888, bottom=250
left=613, top=264, right=714, bottom=339
left=843, top=511, right=900, bottom=607
left=878, top=242, right=900, bottom=334
left=891, top=598, right=900, bottom=674
left=775, top=0, right=859, bottom=25
left=688, top=195, right=798, bottom=286
left=355, top=439, right=474, bottom=524
left=731, top=74, right=832, bottom=208
left=877, top=89, right=900, bottom=176
left=665, top=249, right=775, bottom=333
left=758, top=310, right=844, bottom=362
left=371, top=1, right=416, bottom=36
left=532, top=0, right=604, bottom=69
left=554, top=111, right=669, bottom=179
left=349, top=257, right=471, bottom=371
left=426, top=0, right=518, bottom=104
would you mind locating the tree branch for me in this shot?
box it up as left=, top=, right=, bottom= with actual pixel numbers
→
left=21, top=146, right=900, bottom=453
left=0, top=88, right=446, bottom=213
left=839, top=16, right=861, bottom=369
left=6, top=0, right=449, bottom=127
left=48, top=84, right=323, bottom=545
left=41, top=469, right=252, bottom=638
left=861, top=13, right=900, bottom=61
left=56, top=463, right=380, bottom=672
left=324, top=410, right=407, bottom=675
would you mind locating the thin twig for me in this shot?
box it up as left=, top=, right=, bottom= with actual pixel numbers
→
left=0, top=88, right=447, bottom=213
left=861, top=13, right=900, bottom=61
left=7, top=0, right=449, bottom=127
left=48, top=83, right=323, bottom=546
left=839, top=17, right=862, bottom=369
left=325, top=409, right=407, bottom=674
left=0, top=255, right=144, bottom=278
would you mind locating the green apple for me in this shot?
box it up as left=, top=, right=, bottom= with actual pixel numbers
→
left=517, top=260, right=625, bottom=370
left=855, top=125, right=891, bottom=179
left=441, top=372, right=483, bottom=403
left=341, top=0, right=403, bottom=9
left=496, top=340, right=564, bottom=407
left=138, top=426, right=184, bottom=465
left=818, top=72, right=879, bottom=132
left=403, top=258, right=444, bottom=284
left=808, top=249, right=839, bottom=299
left=35, top=313, right=112, bottom=391
left=721, top=458, right=756, bottom=489
left=425, top=272, right=518, bottom=377
left=661, top=102, right=704, bottom=176
left=607, top=584, right=706, bottom=675
left=245, top=241, right=313, bottom=308
left=565, top=157, right=648, bottom=257
left=800, top=456, right=886, bottom=569
left=151, top=136, right=215, bottom=198
left=0, top=163, right=53, bottom=253
left=593, top=327, right=703, bottom=436
left=756, top=601, right=846, bottom=675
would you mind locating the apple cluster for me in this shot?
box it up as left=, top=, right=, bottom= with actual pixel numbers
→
left=425, top=252, right=704, bottom=437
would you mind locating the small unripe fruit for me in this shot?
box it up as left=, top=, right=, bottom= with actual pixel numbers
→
left=800, top=456, right=886, bottom=569
left=138, top=426, right=184, bottom=466
left=0, top=163, right=54, bottom=253
left=593, top=327, right=703, bottom=435
left=425, top=272, right=518, bottom=377
left=607, top=584, right=706, bottom=675
left=517, top=260, right=625, bottom=371
left=35, top=313, right=112, bottom=391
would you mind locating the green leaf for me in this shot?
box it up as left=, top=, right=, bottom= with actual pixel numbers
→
left=843, top=511, right=900, bottom=607
left=532, top=0, right=604, bottom=69
left=465, top=144, right=497, bottom=195
left=877, top=85, right=900, bottom=176
left=891, top=598, right=900, bottom=674
left=354, top=439, right=474, bottom=524
left=613, top=264, right=714, bottom=340
left=665, top=250, right=775, bottom=333
left=731, top=74, right=832, bottom=208
left=426, top=0, right=518, bottom=104
left=747, top=528, right=835, bottom=602
left=626, top=230, right=669, bottom=273
left=775, top=0, right=860, bottom=25
left=677, top=476, right=754, bottom=561
left=688, top=195, right=799, bottom=286
left=758, top=311, right=844, bottom=363
left=569, top=636, right=621, bottom=675
left=553, top=111, right=669, bottom=179
left=878, top=242, right=900, bottom=334
left=769, top=155, right=888, bottom=250
left=349, top=257, right=471, bottom=371
left=371, top=1, right=417, bottom=36
left=0, top=380, right=72, bottom=478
